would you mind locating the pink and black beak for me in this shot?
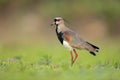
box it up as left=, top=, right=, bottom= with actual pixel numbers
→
left=51, top=22, right=55, bottom=26
left=51, top=18, right=57, bottom=26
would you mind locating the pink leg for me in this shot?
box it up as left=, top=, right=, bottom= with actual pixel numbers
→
left=70, top=51, right=74, bottom=66
left=73, top=49, right=78, bottom=64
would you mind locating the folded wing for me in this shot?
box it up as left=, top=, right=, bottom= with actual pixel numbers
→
left=62, top=28, right=99, bottom=56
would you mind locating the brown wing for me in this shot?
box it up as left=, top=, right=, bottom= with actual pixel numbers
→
left=63, top=32, right=71, bottom=42
left=62, top=28, right=96, bottom=52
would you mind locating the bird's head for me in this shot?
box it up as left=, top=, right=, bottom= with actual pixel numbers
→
left=51, top=17, right=64, bottom=26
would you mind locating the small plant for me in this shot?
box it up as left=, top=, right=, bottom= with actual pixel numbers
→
left=114, top=62, right=120, bottom=69
left=38, top=55, right=52, bottom=66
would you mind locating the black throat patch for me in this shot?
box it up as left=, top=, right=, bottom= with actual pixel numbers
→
left=55, top=25, right=63, bottom=44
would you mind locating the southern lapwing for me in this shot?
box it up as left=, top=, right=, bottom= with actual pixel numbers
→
left=51, top=17, right=99, bottom=66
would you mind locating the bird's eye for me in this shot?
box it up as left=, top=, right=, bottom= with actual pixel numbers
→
left=56, top=19, right=60, bottom=21
left=54, top=19, right=60, bottom=22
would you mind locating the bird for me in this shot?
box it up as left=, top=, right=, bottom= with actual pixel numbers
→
left=51, top=17, right=99, bottom=66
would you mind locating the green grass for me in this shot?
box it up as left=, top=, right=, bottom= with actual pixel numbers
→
left=0, top=42, right=120, bottom=80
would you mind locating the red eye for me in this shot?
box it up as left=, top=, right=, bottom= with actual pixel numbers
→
left=57, top=19, right=60, bottom=21
left=54, top=19, right=61, bottom=22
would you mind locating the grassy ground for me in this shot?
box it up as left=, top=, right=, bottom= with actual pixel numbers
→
left=0, top=42, right=120, bottom=80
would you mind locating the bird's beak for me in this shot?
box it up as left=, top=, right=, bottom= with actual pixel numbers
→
left=51, top=22, right=55, bottom=26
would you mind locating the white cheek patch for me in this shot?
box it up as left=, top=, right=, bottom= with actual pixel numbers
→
left=63, top=40, right=73, bottom=51
left=56, top=21, right=59, bottom=24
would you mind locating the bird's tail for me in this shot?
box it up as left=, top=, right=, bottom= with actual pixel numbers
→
left=86, top=42, right=99, bottom=56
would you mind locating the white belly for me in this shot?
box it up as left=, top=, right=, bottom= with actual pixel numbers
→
left=63, top=40, right=73, bottom=51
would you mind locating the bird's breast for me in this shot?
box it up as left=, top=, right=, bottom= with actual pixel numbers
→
left=56, top=32, right=73, bottom=51
left=63, top=40, right=73, bottom=51
left=56, top=32, right=64, bottom=44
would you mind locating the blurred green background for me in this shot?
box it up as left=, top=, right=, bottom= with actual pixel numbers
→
left=0, top=0, right=120, bottom=43
left=0, top=0, right=120, bottom=80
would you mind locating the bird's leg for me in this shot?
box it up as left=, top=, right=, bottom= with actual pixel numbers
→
left=73, top=49, right=78, bottom=64
left=70, top=51, right=74, bottom=66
